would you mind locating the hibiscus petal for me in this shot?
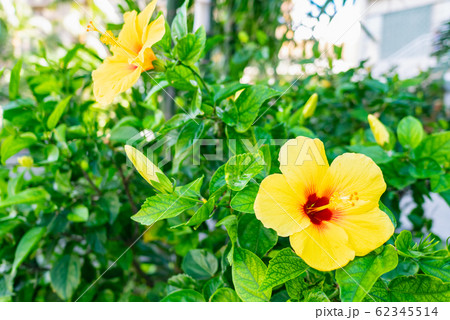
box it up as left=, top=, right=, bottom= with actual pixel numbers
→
left=117, top=10, right=141, bottom=55
left=290, top=222, right=355, bottom=271
left=92, top=53, right=142, bottom=105
left=319, top=153, right=386, bottom=208
left=254, top=174, right=310, bottom=237
left=137, top=15, right=165, bottom=65
left=336, top=206, right=394, bottom=256
left=278, top=136, right=329, bottom=196
left=137, top=0, right=158, bottom=37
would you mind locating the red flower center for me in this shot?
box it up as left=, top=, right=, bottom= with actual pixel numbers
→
left=303, top=194, right=333, bottom=225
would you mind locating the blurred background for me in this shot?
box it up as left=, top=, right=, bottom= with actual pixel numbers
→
left=2, top=0, right=449, bottom=75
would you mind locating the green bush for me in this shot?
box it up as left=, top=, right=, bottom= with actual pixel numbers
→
left=0, top=0, right=449, bottom=302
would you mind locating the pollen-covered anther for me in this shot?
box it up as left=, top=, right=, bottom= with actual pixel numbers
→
left=100, top=31, right=117, bottom=46
left=329, top=191, right=359, bottom=210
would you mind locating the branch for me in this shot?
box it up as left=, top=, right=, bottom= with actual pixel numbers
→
left=79, top=165, right=101, bottom=196
left=117, top=163, right=138, bottom=214
left=133, top=257, right=154, bottom=287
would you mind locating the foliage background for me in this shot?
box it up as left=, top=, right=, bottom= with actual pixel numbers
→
left=0, top=0, right=449, bottom=302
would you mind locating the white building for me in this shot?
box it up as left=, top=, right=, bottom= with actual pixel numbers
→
left=358, top=0, right=450, bottom=77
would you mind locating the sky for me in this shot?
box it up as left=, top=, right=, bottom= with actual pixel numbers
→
left=291, top=0, right=362, bottom=45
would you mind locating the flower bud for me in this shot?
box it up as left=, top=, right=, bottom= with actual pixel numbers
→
left=124, top=145, right=172, bottom=193
left=320, top=79, right=332, bottom=88
left=368, top=114, right=389, bottom=147
left=302, top=93, right=318, bottom=119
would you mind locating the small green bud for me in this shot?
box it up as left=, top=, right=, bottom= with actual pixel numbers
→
left=302, top=93, right=318, bottom=119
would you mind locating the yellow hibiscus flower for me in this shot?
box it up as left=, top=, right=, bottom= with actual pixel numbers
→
left=254, top=136, right=394, bottom=271
left=88, top=0, right=165, bottom=105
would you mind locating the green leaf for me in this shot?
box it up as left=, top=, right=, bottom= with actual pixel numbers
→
left=0, top=187, right=50, bottom=208
left=0, top=219, right=22, bottom=239
left=175, top=27, right=206, bottom=65
left=259, top=248, right=309, bottom=292
left=171, top=1, right=188, bottom=41
left=189, top=87, right=203, bottom=117
left=12, top=227, right=46, bottom=273
left=175, top=176, right=204, bottom=199
left=67, top=205, right=89, bottom=222
left=40, top=144, right=60, bottom=164
left=214, top=82, right=249, bottom=103
left=346, top=145, right=391, bottom=164
left=131, top=193, right=198, bottom=225
left=232, top=247, right=271, bottom=302
left=47, top=96, right=72, bottom=130
left=209, top=164, right=226, bottom=195
left=430, top=174, right=450, bottom=193
left=234, top=85, right=279, bottom=132
left=61, top=44, right=82, bottom=68
left=153, top=15, right=171, bottom=53
left=363, top=279, right=390, bottom=302
left=285, top=276, right=308, bottom=300
left=225, top=153, right=264, bottom=191
left=418, top=258, right=450, bottom=282
left=379, top=202, right=397, bottom=228
left=382, top=258, right=419, bottom=281
left=368, top=275, right=450, bottom=302
left=397, top=116, right=424, bottom=149
left=166, top=64, right=197, bottom=91
left=50, top=255, right=81, bottom=301
left=409, top=158, right=444, bottom=179
left=182, top=249, right=218, bottom=280
left=226, top=124, right=256, bottom=155
left=394, top=230, right=430, bottom=259
left=109, top=126, right=139, bottom=144
left=174, top=120, right=205, bottom=170
left=167, top=274, right=198, bottom=291
left=185, top=198, right=215, bottom=228
left=9, top=59, right=22, bottom=100
left=414, top=131, right=450, bottom=164
left=1, top=132, right=37, bottom=164
left=336, top=245, right=398, bottom=302
left=270, top=290, right=290, bottom=302
left=230, top=184, right=258, bottom=213
left=202, top=277, right=224, bottom=300
left=217, top=102, right=238, bottom=127
left=210, top=288, right=242, bottom=302
left=216, top=215, right=238, bottom=244
left=395, top=230, right=414, bottom=257
left=304, top=290, right=330, bottom=302
left=161, top=289, right=205, bottom=302
left=237, top=214, right=277, bottom=258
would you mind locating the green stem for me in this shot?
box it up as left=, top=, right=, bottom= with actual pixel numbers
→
left=182, top=63, right=213, bottom=97
left=329, top=287, right=340, bottom=300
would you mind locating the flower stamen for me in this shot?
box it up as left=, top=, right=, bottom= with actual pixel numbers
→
left=329, top=191, right=360, bottom=210
left=86, top=21, right=135, bottom=58
left=86, top=21, right=100, bottom=33
left=100, top=31, right=118, bottom=46
left=87, top=22, right=118, bottom=47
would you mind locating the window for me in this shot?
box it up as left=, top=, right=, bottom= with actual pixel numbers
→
left=381, top=5, right=432, bottom=58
